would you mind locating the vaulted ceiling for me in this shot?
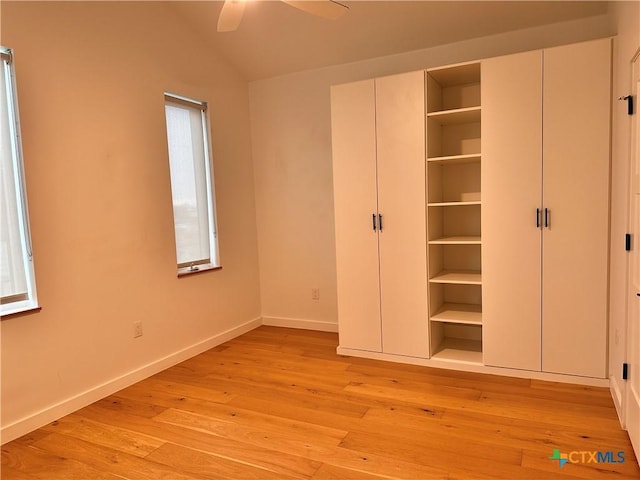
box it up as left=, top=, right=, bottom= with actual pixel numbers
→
left=170, top=1, right=609, bottom=81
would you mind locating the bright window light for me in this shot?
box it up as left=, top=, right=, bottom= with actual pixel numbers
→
left=164, top=93, right=220, bottom=275
left=1, top=47, right=38, bottom=316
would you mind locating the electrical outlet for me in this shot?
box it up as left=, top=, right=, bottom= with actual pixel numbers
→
left=133, top=321, right=143, bottom=338
left=311, top=288, right=320, bottom=300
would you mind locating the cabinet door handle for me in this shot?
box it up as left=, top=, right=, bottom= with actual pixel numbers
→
left=536, top=208, right=541, bottom=228
left=378, top=213, right=383, bottom=232
left=372, top=213, right=377, bottom=231
left=544, top=208, right=550, bottom=228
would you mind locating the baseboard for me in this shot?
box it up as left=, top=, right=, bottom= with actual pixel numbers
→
left=0, top=317, right=262, bottom=445
left=261, top=316, right=338, bottom=333
left=610, top=375, right=626, bottom=428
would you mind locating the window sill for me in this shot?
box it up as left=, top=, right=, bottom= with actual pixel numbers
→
left=1, top=305, right=42, bottom=320
left=177, top=263, right=222, bottom=277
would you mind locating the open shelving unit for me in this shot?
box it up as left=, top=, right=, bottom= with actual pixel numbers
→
left=426, top=61, right=483, bottom=364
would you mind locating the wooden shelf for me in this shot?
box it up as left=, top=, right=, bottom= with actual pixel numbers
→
left=427, top=106, right=481, bottom=125
left=429, top=236, right=481, bottom=245
left=428, top=201, right=481, bottom=207
left=427, top=153, right=481, bottom=165
left=431, top=337, right=483, bottom=364
left=429, top=270, right=482, bottom=285
left=431, top=303, right=482, bottom=325
left=427, top=62, right=481, bottom=87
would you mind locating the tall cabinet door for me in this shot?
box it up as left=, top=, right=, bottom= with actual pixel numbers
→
left=376, top=71, right=429, bottom=357
left=482, top=51, right=543, bottom=371
left=542, top=39, right=611, bottom=378
left=331, top=79, right=382, bottom=352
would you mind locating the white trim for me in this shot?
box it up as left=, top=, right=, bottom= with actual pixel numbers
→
left=0, top=317, right=262, bottom=445
left=261, top=316, right=338, bottom=333
left=611, top=374, right=626, bottom=428
left=336, top=347, right=610, bottom=388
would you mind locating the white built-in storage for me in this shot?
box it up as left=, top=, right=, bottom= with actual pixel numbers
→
left=331, top=70, right=429, bottom=358
left=331, top=79, right=381, bottom=353
left=331, top=38, right=612, bottom=381
left=426, top=62, right=483, bottom=364
left=481, top=50, right=543, bottom=372
left=482, top=38, right=611, bottom=378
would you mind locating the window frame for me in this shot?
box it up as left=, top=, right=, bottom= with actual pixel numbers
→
left=1, top=47, right=39, bottom=316
left=164, top=92, right=220, bottom=277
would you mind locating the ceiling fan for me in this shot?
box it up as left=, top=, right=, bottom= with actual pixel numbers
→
left=217, top=0, right=349, bottom=32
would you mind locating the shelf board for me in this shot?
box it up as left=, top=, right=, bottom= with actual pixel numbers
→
left=429, top=270, right=482, bottom=285
left=427, top=62, right=481, bottom=87
left=427, top=153, right=481, bottom=165
left=431, top=303, right=482, bottom=325
left=431, top=337, right=483, bottom=365
left=429, top=236, right=481, bottom=245
left=427, top=106, right=481, bottom=125
left=428, top=201, right=481, bottom=207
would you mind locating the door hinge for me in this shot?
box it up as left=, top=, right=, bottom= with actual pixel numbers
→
left=623, top=363, right=629, bottom=381
left=619, top=95, right=634, bottom=115
left=626, top=233, right=632, bottom=251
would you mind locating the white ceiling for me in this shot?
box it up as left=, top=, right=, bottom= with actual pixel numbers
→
left=171, top=1, right=609, bottom=81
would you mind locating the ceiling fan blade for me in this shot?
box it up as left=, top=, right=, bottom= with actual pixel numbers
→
left=281, top=0, right=349, bottom=20
left=217, top=0, right=247, bottom=32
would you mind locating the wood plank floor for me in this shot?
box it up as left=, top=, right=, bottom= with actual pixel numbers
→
left=2, top=326, right=639, bottom=479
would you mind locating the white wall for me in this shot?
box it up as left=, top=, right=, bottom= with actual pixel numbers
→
left=249, top=14, right=614, bottom=331
left=0, top=2, right=261, bottom=443
left=609, top=0, right=640, bottom=421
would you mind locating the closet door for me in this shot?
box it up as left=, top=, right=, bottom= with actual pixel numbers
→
left=481, top=51, right=543, bottom=370
left=331, top=79, right=382, bottom=352
left=376, top=71, right=429, bottom=357
left=542, top=39, right=611, bottom=378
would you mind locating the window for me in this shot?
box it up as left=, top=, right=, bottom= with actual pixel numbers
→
left=164, top=93, right=219, bottom=275
left=1, top=47, right=38, bottom=316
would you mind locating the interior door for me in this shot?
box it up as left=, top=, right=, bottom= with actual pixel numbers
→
left=331, top=79, right=382, bottom=352
left=541, top=39, right=611, bottom=378
left=375, top=71, right=429, bottom=358
left=625, top=51, right=640, bottom=464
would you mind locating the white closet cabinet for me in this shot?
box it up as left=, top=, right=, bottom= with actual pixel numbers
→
left=482, top=39, right=611, bottom=378
left=331, top=71, right=429, bottom=358
left=482, top=51, right=543, bottom=372
left=331, top=79, right=381, bottom=352
left=542, top=39, right=611, bottom=378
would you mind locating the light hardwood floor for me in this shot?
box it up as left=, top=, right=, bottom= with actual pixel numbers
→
left=2, top=326, right=639, bottom=479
